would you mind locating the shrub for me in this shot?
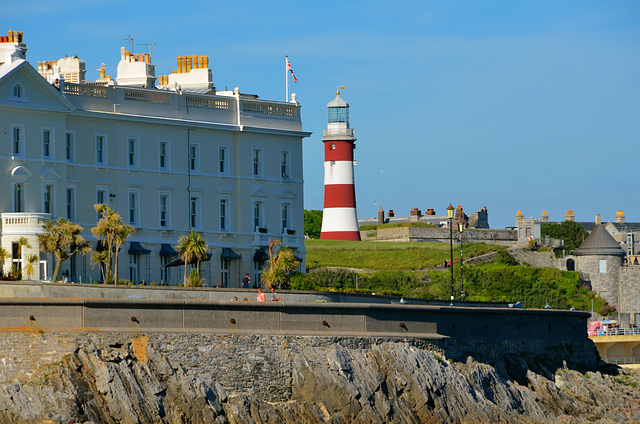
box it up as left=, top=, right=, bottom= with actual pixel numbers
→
left=289, top=273, right=315, bottom=290
left=307, top=268, right=357, bottom=289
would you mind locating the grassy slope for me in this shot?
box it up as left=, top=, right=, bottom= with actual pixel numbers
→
left=305, top=239, right=504, bottom=270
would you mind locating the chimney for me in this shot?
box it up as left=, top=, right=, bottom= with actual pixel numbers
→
left=616, top=210, right=625, bottom=224
left=515, top=210, right=524, bottom=224
left=565, top=210, right=575, bottom=222
left=377, top=208, right=385, bottom=225
left=425, top=208, right=436, bottom=216
left=388, top=209, right=394, bottom=218
left=595, top=214, right=601, bottom=225
left=409, top=208, right=422, bottom=222
left=541, top=211, right=549, bottom=223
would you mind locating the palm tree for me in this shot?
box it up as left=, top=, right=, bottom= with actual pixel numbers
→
left=0, top=247, right=10, bottom=277
left=91, top=204, right=134, bottom=283
left=261, top=239, right=299, bottom=289
left=176, top=229, right=209, bottom=286
left=23, top=254, right=39, bottom=280
left=38, top=218, right=91, bottom=283
left=15, top=237, right=32, bottom=279
left=91, top=250, right=109, bottom=282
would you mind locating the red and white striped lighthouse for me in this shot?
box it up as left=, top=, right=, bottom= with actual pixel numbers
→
left=320, top=91, right=361, bottom=241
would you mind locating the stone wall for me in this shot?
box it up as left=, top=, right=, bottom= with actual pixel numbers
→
left=362, top=227, right=517, bottom=246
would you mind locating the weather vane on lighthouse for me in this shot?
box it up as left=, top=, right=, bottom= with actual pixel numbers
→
left=320, top=90, right=361, bottom=241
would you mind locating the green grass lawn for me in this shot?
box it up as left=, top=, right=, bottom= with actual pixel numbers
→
left=305, top=239, right=505, bottom=270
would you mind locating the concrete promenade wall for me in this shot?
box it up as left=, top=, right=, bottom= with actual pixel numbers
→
left=363, top=227, right=517, bottom=246
left=0, top=297, right=589, bottom=342
left=0, top=281, right=511, bottom=308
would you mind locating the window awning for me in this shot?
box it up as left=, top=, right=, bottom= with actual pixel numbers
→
left=163, top=252, right=212, bottom=268
left=221, top=247, right=241, bottom=260
left=128, top=242, right=151, bottom=255
left=253, top=248, right=269, bottom=262
left=159, top=243, right=178, bottom=257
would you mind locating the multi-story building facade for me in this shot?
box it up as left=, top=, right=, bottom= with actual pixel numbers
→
left=0, top=31, right=310, bottom=286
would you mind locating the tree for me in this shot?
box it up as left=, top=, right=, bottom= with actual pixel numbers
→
left=14, top=237, right=32, bottom=279
left=0, top=247, right=10, bottom=273
left=23, top=254, right=39, bottom=280
left=38, top=218, right=91, bottom=283
left=304, top=209, right=323, bottom=239
left=261, top=239, right=299, bottom=289
left=176, top=230, right=209, bottom=286
left=91, top=204, right=134, bottom=283
left=541, top=221, right=589, bottom=253
left=91, top=250, right=109, bottom=283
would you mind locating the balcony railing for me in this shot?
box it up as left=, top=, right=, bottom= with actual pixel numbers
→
left=1, top=213, right=51, bottom=235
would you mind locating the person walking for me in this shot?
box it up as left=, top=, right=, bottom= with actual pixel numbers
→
left=242, top=273, right=251, bottom=289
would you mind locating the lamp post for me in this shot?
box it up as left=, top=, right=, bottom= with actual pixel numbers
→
left=458, top=222, right=464, bottom=302
left=447, top=204, right=454, bottom=305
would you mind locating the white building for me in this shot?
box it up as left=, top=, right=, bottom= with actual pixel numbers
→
left=0, top=30, right=310, bottom=286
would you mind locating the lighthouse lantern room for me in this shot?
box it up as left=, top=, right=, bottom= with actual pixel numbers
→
left=320, top=91, right=361, bottom=241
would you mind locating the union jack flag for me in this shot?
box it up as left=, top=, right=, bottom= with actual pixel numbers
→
left=286, top=56, right=298, bottom=83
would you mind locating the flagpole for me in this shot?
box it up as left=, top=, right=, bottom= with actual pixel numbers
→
left=285, top=56, right=289, bottom=102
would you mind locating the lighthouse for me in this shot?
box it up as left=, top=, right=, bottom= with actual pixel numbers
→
left=320, top=91, right=361, bottom=241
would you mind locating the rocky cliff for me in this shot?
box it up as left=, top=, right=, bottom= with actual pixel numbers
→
left=1, top=332, right=639, bottom=423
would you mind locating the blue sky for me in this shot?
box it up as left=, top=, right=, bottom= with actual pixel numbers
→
left=4, top=1, right=639, bottom=229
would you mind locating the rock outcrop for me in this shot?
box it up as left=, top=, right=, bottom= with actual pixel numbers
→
left=1, top=333, right=640, bottom=423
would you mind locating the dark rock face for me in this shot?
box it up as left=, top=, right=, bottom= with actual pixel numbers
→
left=1, top=334, right=640, bottom=423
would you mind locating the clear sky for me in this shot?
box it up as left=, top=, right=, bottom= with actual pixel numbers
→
left=4, top=1, right=639, bottom=229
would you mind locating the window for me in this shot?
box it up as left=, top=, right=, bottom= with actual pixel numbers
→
left=330, top=143, right=336, bottom=150
left=96, top=135, right=106, bottom=165
left=599, top=259, right=607, bottom=274
left=129, top=192, right=138, bottom=225
left=189, top=144, right=199, bottom=172
left=252, top=149, right=262, bottom=177
left=12, top=125, right=24, bottom=157
left=13, top=183, right=24, bottom=212
left=221, top=259, right=229, bottom=288
left=66, top=188, right=75, bottom=221
left=189, top=196, right=200, bottom=229
left=159, top=141, right=170, bottom=170
left=281, top=151, right=290, bottom=178
left=128, top=138, right=139, bottom=168
left=65, top=132, right=75, bottom=162
left=219, top=146, right=228, bottom=175
left=160, top=194, right=170, bottom=228
left=253, top=202, right=263, bottom=230
left=12, top=84, right=22, bottom=98
left=42, top=129, right=53, bottom=158
left=281, top=204, right=290, bottom=233
left=43, top=185, right=53, bottom=214
left=220, top=198, right=228, bottom=231
left=129, top=254, right=138, bottom=283
left=96, top=189, right=107, bottom=221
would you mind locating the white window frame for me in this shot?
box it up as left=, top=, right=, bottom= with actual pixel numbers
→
left=128, top=190, right=140, bottom=226
left=219, top=197, right=230, bottom=232
left=281, top=203, right=290, bottom=234
left=65, top=131, right=75, bottom=163
left=189, top=143, right=200, bottom=173
left=42, top=184, right=55, bottom=215
left=42, top=127, right=54, bottom=159
left=12, top=124, right=25, bottom=158
left=159, top=192, right=171, bottom=228
left=129, top=254, right=139, bottom=283
left=189, top=194, right=201, bottom=230
left=12, top=83, right=23, bottom=99
left=252, top=148, right=262, bottom=177
left=159, top=140, right=170, bottom=171
left=281, top=150, right=290, bottom=179
left=96, top=187, right=108, bottom=221
left=219, top=146, right=228, bottom=175
left=599, top=259, right=607, bottom=274
left=96, top=134, right=107, bottom=166
left=128, top=137, right=139, bottom=168
left=253, top=201, right=263, bottom=231
left=66, top=186, right=76, bottom=221
left=221, top=259, right=229, bottom=288
left=13, top=182, right=25, bottom=212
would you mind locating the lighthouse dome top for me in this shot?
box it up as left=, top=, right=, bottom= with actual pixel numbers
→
left=327, top=91, right=350, bottom=108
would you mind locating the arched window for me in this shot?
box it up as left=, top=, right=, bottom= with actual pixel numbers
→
left=12, top=84, right=22, bottom=98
